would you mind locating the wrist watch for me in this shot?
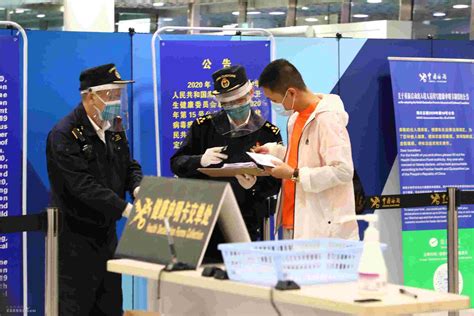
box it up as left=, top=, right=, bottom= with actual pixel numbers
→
left=291, top=168, right=299, bottom=182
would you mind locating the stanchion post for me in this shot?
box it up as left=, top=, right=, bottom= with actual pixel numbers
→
left=263, top=217, right=271, bottom=241
left=263, top=195, right=277, bottom=241
left=263, top=195, right=271, bottom=241
left=45, top=208, right=58, bottom=316
left=447, top=187, right=459, bottom=316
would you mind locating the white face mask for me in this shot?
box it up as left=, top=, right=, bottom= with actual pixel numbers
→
left=271, top=89, right=295, bottom=116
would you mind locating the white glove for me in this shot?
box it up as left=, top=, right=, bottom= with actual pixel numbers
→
left=235, top=174, right=257, bottom=189
left=123, top=203, right=133, bottom=218
left=200, top=146, right=228, bottom=167
left=133, top=186, right=140, bottom=198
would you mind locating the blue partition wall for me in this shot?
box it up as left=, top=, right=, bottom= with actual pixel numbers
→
left=21, top=30, right=474, bottom=314
left=134, top=36, right=438, bottom=203
left=337, top=39, right=432, bottom=198
left=132, top=35, right=474, bottom=309
left=27, top=30, right=132, bottom=314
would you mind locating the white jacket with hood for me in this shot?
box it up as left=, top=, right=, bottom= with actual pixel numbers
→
left=266, top=94, right=358, bottom=240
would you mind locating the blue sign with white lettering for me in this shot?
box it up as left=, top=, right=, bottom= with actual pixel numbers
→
left=0, top=35, right=23, bottom=313
left=159, top=40, right=271, bottom=176
left=390, top=59, right=474, bottom=231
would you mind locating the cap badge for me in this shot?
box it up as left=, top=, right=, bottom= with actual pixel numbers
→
left=109, top=66, right=122, bottom=79
left=221, top=78, right=230, bottom=89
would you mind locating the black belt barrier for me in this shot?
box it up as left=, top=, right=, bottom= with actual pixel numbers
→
left=363, top=189, right=474, bottom=210
left=0, top=208, right=58, bottom=316
left=0, top=212, right=48, bottom=233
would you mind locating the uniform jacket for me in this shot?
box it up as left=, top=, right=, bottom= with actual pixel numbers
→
left=267, top=94, right=358, bottom=240
left=46, top=104, right=143, bottom=238
left=170, top=110, right=282, bottom=220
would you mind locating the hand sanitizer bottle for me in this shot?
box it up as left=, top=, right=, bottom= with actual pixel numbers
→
left=356, top=214, right=387, bottom=298
left=337, top=214, right=387, bottom=298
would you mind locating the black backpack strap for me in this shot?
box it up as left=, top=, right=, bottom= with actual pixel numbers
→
left=353, top=169, right=366, bottom=214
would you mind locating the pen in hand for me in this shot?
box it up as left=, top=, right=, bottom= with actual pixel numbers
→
left=399, top=288, right=418, bottom=299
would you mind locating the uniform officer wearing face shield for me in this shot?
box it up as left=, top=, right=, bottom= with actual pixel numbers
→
left=170, top=65, right=282, bottom=260
left=46, top=63, right=143, bottom=315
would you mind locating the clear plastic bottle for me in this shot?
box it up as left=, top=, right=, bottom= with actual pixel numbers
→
left=338, top=214, right=387, bottom=298
left=357, top=214, right=387, bottom=297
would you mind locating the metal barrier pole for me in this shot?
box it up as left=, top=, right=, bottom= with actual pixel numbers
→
left=45, top=208, right=58, bottom=316
left=263, top=196, right=277, bottom=241
left=263, top=218, right=271, bottom=241
left=447, top=188, right=459, bottom=316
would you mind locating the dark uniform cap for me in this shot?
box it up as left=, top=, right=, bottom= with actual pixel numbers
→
left=212, top=65, right=248, bottom=95
left=79, top=63, right=134, bottom=91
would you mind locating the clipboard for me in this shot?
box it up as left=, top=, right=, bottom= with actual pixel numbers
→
left=198, top=167, right=269, bottom=177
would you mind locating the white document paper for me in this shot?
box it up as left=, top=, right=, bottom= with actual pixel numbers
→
left=246, top=152, right=283, bottom=168
left=222, top=162, right=258, bottom=169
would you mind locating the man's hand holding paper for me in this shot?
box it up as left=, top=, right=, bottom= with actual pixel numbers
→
left=247, top=149, right=296, bottom=179
left=246, top=152, right=283, bottom=168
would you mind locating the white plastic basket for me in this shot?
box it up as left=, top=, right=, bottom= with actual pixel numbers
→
left=218, top=238, right=366, bottom=286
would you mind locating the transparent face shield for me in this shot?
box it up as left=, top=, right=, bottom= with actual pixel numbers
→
left=213, top=93, right=266, bottom=138
left=86, top=83, right=129, bottom=132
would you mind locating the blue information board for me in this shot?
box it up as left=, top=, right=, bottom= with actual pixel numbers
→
left=159, top=40, right=271, bottom=176
left=389, top=59, right=474, bottom=231
left=0, top=35, right=23, bottom=313
left=390, top=58, right=474, bottom=300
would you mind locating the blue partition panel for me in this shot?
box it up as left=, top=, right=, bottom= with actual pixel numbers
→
left=23, top=32, right=474, bottom=314
left=27, top=30, right=132, bottom=314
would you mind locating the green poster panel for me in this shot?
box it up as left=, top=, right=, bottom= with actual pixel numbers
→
left=403, top=229, right=474, bottom=306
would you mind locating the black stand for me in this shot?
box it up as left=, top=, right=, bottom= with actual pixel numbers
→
left=275, top=280, right=300, bottom=291
left=214, top=269, right=229, bottom=280
left=202, top=266, right=220, bottom=277
left=201, top=266, right=229, bottom=279
left=164, top=261, right=194, bottom=272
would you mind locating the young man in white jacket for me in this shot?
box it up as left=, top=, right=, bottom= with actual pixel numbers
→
left=254, top=59, right=358, bottom=240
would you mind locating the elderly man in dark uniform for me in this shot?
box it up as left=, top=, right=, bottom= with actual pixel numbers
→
left=171, top=65, right=282, bottom=259
left=46, top=63, right=143, bottom=315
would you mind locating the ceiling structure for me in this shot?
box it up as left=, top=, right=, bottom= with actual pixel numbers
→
left=0, top=0, right=470, bottom=38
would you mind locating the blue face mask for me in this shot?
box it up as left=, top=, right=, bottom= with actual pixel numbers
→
left=101, top=101, right=121, bottom=121
left=224, top=103, right=251, bottom=122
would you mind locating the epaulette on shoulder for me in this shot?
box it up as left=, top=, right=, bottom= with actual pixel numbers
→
left=263, top=121, right=280, bottom=135
left=196, top=114, right=213, bottom=125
